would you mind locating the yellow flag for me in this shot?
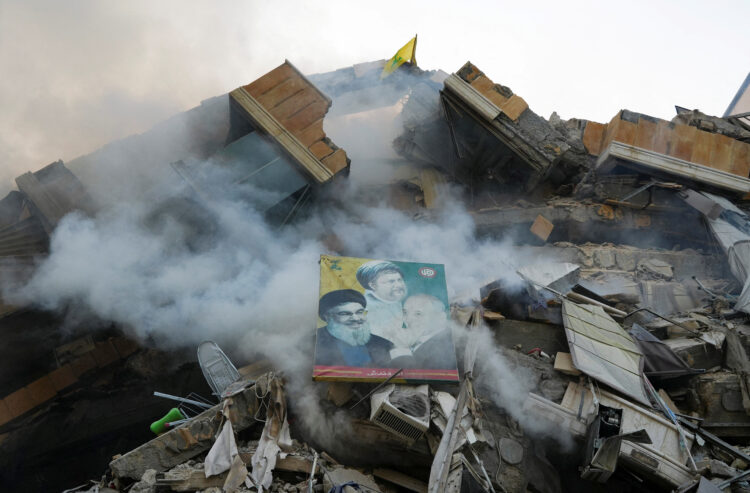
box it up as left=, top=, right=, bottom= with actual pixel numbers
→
left=381, top=35, right=417, bottom=79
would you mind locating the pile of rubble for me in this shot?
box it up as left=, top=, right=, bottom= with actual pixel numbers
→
left=2, top=56, right=750, bottom=493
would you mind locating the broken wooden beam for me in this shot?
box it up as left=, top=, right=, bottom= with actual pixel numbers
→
left=109, top=382, right=260, bottom=480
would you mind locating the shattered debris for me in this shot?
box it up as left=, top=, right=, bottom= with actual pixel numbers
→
left=3, top=51, right=750, bottom=493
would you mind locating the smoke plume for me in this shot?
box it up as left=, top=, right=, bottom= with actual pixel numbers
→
left=8, top=69, right=566, bottom=450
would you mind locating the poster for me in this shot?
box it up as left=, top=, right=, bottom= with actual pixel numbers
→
left=313, top=255, right=459, bottom=383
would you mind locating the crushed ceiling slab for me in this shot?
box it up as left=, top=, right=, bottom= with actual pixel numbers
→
left=439, top=62, right=570, bottom=190
left=229, top=60, right=349, bottom=183
left=587, top=110, right=750, bottom=194
left=110, top=377, right=262, bottom=480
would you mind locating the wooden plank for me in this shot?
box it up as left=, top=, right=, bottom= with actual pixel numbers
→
left=49, top=364, right=77, bottom=391
left=583, top=121, right=607, bottom=155
left=530, top=214, right=553, bottom=242
left=25, top=375, right=57, bottom=407
left=230, top=88, right=333, bottom=183
left=256, top=76, right=307, bottom=110
left=691, top=128, right=714, bottom=168
left=634, top=117, right=657, bottom=151
left=374, top=468, right=428, bottom=493
left=92, top=340, right=120, bottom=367
left=309, top=140, right=335, bottom=160
left=0, top=399, right=11, bottom=426
left=670, top=124, right=697, bottom=161
left=282, top=100, right=329, bottom=133
left=243, top=63, right=296, bottom=98
left=55, top=336, right=96, bottom=364
left=269, top=87, right=324, bottom=122
left=69, top=352, right=97, bottom=377
left=554, top=352, right=581, bottom=376
left=295, top=119, right=325, bottom=148
left=112, top=337, right=140, bottom=358
left=321, top=149, right=349, bottom=174
left=4, top=387, right=35, bottom=418
left=501, top=94, right=528, bottom=121
left=276, top=455, right=319, bottom=474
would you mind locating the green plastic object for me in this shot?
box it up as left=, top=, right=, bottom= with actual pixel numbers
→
left=150, top=407, right=185, bottom=435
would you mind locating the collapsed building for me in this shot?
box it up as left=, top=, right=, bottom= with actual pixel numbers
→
left=1, top=56, right=750, bottom=493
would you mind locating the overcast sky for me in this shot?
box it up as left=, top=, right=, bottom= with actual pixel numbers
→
left=1, top=0, right=748, bottom=193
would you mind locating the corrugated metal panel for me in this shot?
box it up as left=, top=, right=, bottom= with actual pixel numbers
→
left=561, top=300, right=650, bottom=405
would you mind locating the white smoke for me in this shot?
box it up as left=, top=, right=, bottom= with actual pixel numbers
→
left=7, top=68, right=566, bottom=450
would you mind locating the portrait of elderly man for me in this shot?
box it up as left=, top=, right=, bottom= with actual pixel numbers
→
left=314, top=289, right=393, bottom=368
left=399, top=293, right=457, bottom=370
left=355, top=260, right=412, bottom=350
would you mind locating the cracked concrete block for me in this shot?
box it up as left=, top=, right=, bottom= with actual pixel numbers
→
left=580, top=252, right=595, bottom=268
left=499, top=438, right=524, bottom=465
left=615, top=250, right=637, bottom=271
left=593, top=249, right=616, bottom=268
left=664, top=337, right=722, bottom=370
left=637, top=258, right=674, bottom=280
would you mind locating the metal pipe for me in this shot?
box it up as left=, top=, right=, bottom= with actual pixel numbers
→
left=679, top=417, right=750, bottom=465
left=673, top=412, right=703, bottom=422
left=622, top=307, right=702, bottom=337
left=349, top=368, right=404, bottom=410
left=692, top=276, right=718, bottom=299
left=153, top=391, right=213, bottom=409
left=468, top=444, right=496, bottom=493
left=717, top=469, right=750, bottom=489
left=644, top=377, right=697, bottom=471
left=308, top=451, right=319, bottom=493
left=565, top=292, right=627, bottom=318
left=517, top=273, right=627, bottom=318
left=165, top=419, right=190, bottom=428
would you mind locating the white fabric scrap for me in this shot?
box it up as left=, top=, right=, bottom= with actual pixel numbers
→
left=205, top=421, right=237, bottom=477
left=204, top=419, right=248, bottom=493
left=250, top=417, right=292, bottom=492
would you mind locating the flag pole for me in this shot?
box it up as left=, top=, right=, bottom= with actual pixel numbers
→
left=412, top=33, right=418, bottom=66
